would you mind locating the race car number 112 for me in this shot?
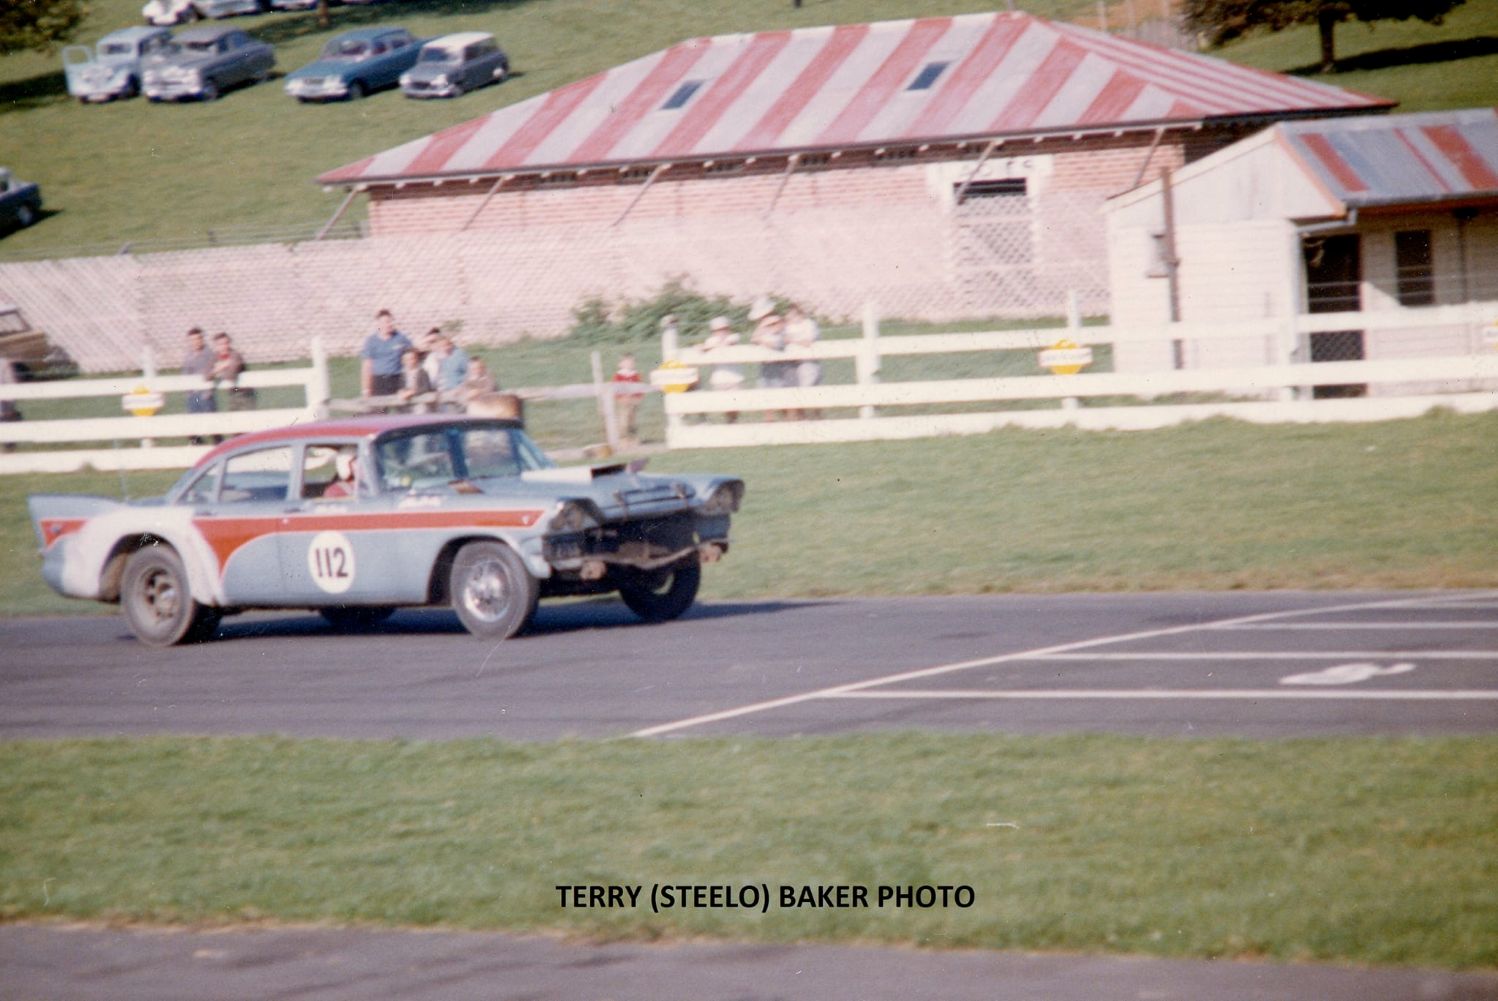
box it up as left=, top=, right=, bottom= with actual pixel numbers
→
left=308, top=531, right=356, bottom=594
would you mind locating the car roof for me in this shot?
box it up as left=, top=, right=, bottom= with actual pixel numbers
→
left=196, top=414, right=522, bottom=467
left=424, top=31, right=493, bottom=51
left=101, top=26, right=171, bottom=42
left=332, top=26, right=410, bottom=41
left=175, top=25, right=240, bottom=42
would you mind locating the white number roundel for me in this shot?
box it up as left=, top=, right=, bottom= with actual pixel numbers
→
left=307, top=530, right=356, bottom=594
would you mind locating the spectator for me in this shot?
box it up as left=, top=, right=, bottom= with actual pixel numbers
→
left=429, top=334, right=471, bottom=411
left=701, top=315, right=743, bottom=423
left=458, top=357, right=498, bottom=410
left=397, top=347, right=434, bottom=413
left=784, top=303, right=822, bottom=420
left=419, top=327, right=442, bottom=387
left=181, top=327, right=218, bottom=445
left=748, top=298, right=793, bottom=421
left=210, top=333, right=256, bottom=412
left=612, top=352, right=646, bottom=445
left=360, top=309, right=413, bottom=404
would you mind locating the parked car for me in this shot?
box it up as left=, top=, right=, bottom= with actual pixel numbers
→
left=142, top=25, right=275, bottom=101
left=0, top=170, right=43, bottom=234
left=143, top=0, right=266, bottom=26
left=400, top=31, right=508, bottom=99
left=0, top=303, right=76, bottom=381
left=63, top=27, right=174, bottom=102
left=28, top=413, right=745, bottom=646
left=284, top=27, right=422, bottom=102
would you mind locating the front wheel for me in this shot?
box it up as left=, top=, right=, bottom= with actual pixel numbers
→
left=346, top=80, right=365, bottom=100
left=618, top=556, right=700, bottom=623
left=14, top=205, right=36, bottom=228
left=449, top=541, right=538, bottom=639
left=121, top=545, right=219, bottom=646
left=199, top=79, right=219, bottom=101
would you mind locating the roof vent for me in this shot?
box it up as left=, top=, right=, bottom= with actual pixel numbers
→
left=662, top=80, right=704, bottom=110
left=907, top=61, right=949, bottom=92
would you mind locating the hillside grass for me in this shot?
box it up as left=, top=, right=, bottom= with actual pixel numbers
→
left=3, top=734, right=1496, bottom=968
left=2, top=0, right=1496, bottom=258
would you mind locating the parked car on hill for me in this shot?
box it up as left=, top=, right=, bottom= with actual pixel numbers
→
left=0, top=170, right=43, bottom=234
left=27, top=414, right=744, bottom=646
left=284, top=27, right=422, bottom=102
left=0, top=303, right=77, bottom=381
left=143, top=25, right=274, bottom=101
left=63, top=27, right=174, bottom=102
left=400, top=32, right=508, bottom=99
left=143, top=0, right=266, bottom=26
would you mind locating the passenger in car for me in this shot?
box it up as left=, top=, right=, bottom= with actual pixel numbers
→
left=321, top=450, right=358, bottom=498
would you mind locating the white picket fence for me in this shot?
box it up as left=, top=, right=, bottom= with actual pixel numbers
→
left=662, top=301, right=1498, bottom=448
left=0, top=341, right=331, bottom=474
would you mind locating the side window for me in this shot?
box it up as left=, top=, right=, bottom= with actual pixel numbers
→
left=371, top=41, right=388, bottom=56
left=179, top=462, right=223, bottom=505
left=377, top=430, right=454, bottom=490
left=391, top=34, right=409, bottom=49
left=220, top=447, right=293, bottom=503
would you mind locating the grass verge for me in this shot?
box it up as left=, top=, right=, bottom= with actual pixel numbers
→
left=2, top=733, right=1496, bottom=968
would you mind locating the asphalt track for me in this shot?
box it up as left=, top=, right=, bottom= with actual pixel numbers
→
left=4, top=590, right=1498, bottom=999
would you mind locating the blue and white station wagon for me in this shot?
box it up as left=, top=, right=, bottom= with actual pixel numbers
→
left=29, top=414, right=744, bottom=647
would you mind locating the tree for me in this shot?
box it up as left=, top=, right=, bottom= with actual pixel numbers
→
left=0, top=0, right=86, bottom=56
left=1181, top=0, right=1469, bottom=73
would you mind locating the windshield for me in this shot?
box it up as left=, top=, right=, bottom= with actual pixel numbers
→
left=419, top=48, right=457, bottom=63
left=173, top=39, right=216, bottom=53
left=375, top=424, right=553, bottom=492
left=322, top=38, right=370, bottom=59
left=100, top=42, right=134, bottom=56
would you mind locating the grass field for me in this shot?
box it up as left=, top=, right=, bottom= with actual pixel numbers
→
left=3, top=733, right=1496, bottom=968
left=2, top=0, right=1496, bottom=258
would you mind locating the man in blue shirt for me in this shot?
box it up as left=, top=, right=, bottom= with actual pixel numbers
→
left=360, top=309, right=413, bottom=401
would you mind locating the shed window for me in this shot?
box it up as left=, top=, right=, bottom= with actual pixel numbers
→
left=661, top=80, right=703, bottom=110
left=1394, top=229, right=1434, bottom=306
left=907, top=62, right=949, bottom=91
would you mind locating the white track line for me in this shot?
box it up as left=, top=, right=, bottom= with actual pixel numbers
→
left=630, top=593, right=1490, bottom=738
left=1029, top=651, right=1498, bottom=660
left=1211, top=622, right=1498, bottom=630
left=831, top=689, right=1498, bottom=701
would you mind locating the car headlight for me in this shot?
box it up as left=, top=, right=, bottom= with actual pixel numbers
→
left=548, top=499, right=603, bottom=533
left=432, top=74, right=448, bottom=87
left=399, top=73, right=411, bottom=86
left=700, top=480, right=744, bottom=515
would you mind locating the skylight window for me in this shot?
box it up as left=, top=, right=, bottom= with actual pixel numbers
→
left=907, top=61, right=949, bottom=91
left=662, top=80, right=704, bottom=110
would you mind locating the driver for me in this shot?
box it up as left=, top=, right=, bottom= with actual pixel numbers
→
left=322, top=450, right=358, bottom=498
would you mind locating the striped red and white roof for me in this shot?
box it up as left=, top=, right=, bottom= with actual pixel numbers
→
left=321, top=11, right=1391, bottom=186
left=1277, top=107, right=1498, bottom=209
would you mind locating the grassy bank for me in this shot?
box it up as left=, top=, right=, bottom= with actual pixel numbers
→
left=5, top=409, right=1497, bottom=615
left=3, top=734, right=1495, bottom=968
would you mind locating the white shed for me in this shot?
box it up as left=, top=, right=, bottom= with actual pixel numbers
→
left=1104, top=108, right=1498, bottom=391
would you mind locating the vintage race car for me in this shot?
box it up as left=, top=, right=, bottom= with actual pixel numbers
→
left=28, top=414, right=743, bottom=647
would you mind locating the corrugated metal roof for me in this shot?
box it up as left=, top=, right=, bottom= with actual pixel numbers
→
left=1277, top=107, right=1498, bottom=209
left=321, top=11, right=1391, bottom=186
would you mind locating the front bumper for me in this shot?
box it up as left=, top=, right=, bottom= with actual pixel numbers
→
left=145, top=79, right=206, bottom=99
left=543, top=512, right=729, bottom=573
left=401, top=81, right=458, bottom=99
left=287, top=79, right=349, bottom=100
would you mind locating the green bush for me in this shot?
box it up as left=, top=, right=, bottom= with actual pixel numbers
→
left=567, top=278, right=792, bottom=344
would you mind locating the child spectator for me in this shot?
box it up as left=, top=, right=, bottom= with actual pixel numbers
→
left=612, top=353, right=646, bottom=445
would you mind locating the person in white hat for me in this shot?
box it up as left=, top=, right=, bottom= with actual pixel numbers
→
left=701, top=316, right=744, bottom=423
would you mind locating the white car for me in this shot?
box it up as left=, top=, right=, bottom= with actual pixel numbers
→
left=143, top=0, right=265, bottom=26
left=63, top=27, right=173, bottom=102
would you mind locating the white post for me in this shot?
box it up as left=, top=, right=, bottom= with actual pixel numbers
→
left=591, top=350, right=619, bottom=452
left=309, top=336, right=331, bottom=418
left=1063, top=289, right=1081, bottom=412
left=857, top=301, right=881, bottom=420
left=141, top=344, right=157, bottom=449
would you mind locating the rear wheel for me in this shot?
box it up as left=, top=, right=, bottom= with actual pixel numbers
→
left=449, top=541, right=538, bottom=639
left=121, top=545, right=219, bottom=647
left=618, top=556, right=700, bottom=623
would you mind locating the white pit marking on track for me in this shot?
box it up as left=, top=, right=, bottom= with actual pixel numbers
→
left=629, top=594, right=1494, bottom=738
left=1213, top=622, right=1498, bottom=630
left=1280, top=663, right=1416, bottom=686
left=829, top=689, right=1498, bottom=702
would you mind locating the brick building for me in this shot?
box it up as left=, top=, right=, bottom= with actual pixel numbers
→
left=322, top=11, right=1391, bottom=321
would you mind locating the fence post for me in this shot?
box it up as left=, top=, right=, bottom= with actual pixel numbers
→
left=591, top=350, right=620, bottom=452
left=1061, top=290, right=1081, bottom=413
left=309, top=336, right=331, bottom=417
left=857, top=301, right=881, bottom=420
left=141, top=344, right=157, bottom=449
